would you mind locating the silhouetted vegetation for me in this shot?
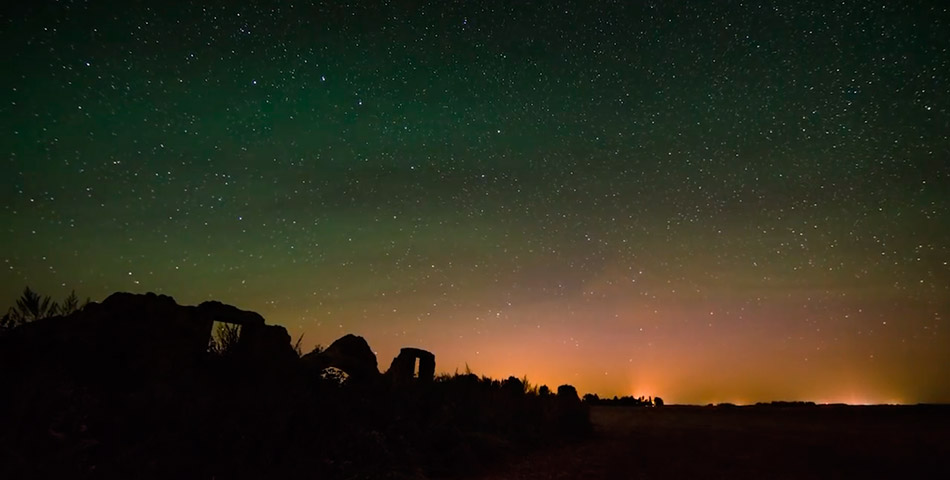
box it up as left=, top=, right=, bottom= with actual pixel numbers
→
left=0, top=286, right=88, bottom=334
left=207, top=321, right=241, bottom=355
left=754, top=400, right=817, bottom=408
left=583, top=393, right=663, bottom=407
left=0, top=291, right=590, bottom=479
left=60, top=289, right=86, bottom=315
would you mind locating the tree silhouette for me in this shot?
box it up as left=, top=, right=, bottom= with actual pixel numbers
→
left=59, top=290, right=88, bottom=315
left=0, top=310, right=15, bottom=331
left=583, top=393, right=600, bottom=403
left=7, top=287, right=59, bottom=326
left=1, top=287, right=91, bottom=334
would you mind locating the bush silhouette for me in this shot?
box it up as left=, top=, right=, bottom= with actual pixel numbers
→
left=1, top=287, right=91, bottom=334
left=8, top=286, right=58, bottom=324
left=207, top=322, right=241, bottom=356
left=59, top=290, right=86, bottom=315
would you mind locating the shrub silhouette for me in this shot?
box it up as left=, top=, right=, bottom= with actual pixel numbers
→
left=207, top=322, right=241, bottom=356
left=9, top=286, right=58, bottom=324
left=582, top=393, right=661, bottom=407
left=59, top=290, right=88, bottom=315
left=1, top=287, right=89, bottom=334
left=0, top=286, right=89, bottom=333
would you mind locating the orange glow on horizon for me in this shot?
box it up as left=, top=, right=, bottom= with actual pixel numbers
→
left=93, top=276, right=950, bottom=406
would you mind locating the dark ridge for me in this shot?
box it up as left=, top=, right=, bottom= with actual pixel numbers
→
left=0, top=292, right=589, bottom=479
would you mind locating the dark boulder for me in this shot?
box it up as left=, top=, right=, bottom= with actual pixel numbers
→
left=303, top=334, right=379, bottom=382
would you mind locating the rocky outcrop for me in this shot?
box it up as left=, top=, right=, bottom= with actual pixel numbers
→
left=386, top=347, right=436, bottom=385
left=302, top=334, right=380, bottom=382
left=196, top=300, right=266, bottom=328
left=0, top=292, right=296, bottom=385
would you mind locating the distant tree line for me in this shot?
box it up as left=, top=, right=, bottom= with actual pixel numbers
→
left=754, top=401, right=817, bottom=408
left=582, top=393, right=664, bottom=407
left=0, top=286, right=89, bottom=333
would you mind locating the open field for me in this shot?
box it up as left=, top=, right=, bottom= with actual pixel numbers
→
left=476, top=404, right=950, bottom=479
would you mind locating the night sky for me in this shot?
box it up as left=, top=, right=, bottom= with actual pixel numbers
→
left=3, top=1, right=949, bottom=404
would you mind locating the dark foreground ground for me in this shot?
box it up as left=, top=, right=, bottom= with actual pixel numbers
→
left=476, top=404, right=950, bottom=479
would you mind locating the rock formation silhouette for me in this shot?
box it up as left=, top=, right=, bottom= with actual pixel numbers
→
left=0, top=292, right=297, bottom=385
left=386, top=347, right=436, bottom=385
left=0, top=291, right=590, bottom=479
left=301, top=333, right=380, bottom=383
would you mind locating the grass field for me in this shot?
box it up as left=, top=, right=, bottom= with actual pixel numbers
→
left=476, top=404, right=950, bottom=479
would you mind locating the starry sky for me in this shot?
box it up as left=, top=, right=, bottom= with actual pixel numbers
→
left=3, top=1, right=949, bottom=404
